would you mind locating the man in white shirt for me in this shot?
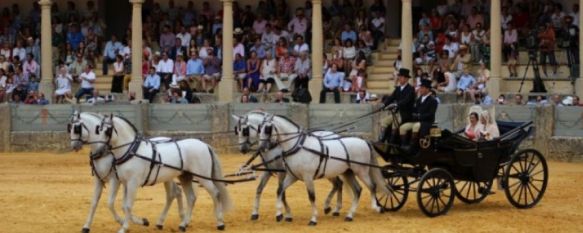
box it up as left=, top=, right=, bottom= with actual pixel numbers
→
left=371, top=11, right=386, bottom=49
left=75, top=64, right=96, bottom=103
left=287, top=8, right=308, bottom=37
left=261, top=24, right=277, bottom=51
left=570, top=4, right=580, bottom=27
left=175, top=25, right=191, bottom=48
left=292, top=35, right=309, bottom=57
left=233, top=38, right=245, bottom=59
left=156, top=52, right=174, bottom=90
left=443, top=36, right=459, bottom=59
left=143, top=67, right=161, bottom=103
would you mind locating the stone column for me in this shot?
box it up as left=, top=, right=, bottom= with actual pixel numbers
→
left=218, top=0, right=235, bottom=102
left=129, top=0, right=144, bottom=100
left=309, top=0, right=324, bottom=103
left=401, top=0, right=413, bottom=71
left=489, top=0, right=502, bottom=98
left=39, top=0, right=53, bottom=102
left=578, top=0, right=583, bottom=96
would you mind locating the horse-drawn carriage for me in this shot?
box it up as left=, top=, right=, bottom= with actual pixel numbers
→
left=373, top=120, right=549, bottom=217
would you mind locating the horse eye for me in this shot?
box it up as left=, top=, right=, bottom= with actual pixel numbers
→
left=95, top=126, right=100, bottom=135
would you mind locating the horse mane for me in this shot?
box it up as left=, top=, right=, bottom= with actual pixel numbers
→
left=114, top=114, right=139, bottom=134
left=274, top=114, right=301, bottom=130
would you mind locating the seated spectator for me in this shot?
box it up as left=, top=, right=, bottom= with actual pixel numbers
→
left=186, top=52, right=205, bottom=90
left=479, top=110, right=500, bottom=141
left=13, top=67, right=29, bottom=101
left=514, top=94, right=524, bottom=105
left=464, top=111, right=483, bottom=141
left=75, top=65, right=96, bottom=103
left=54, top=66, right=73, bottom=104
left=172, top=54, right=187, bottom=86
left=358, top=26, right=374, bottom=49
left=347, top=52, right=367, bottom=92
left=24, top=90, right=38, bottom=105
left=456, top=69, right=476, bottom=101
left=273, top=90, right=289, bottom=103
left=111, top=55, right=125, bottom=94
left=370, top=10, right=385, bottom=49
left=574, top=96, right=583, bottom=106
left=275, top=37, right=289, bottom=59
left=200, top=49, right=221, bottom=93
left=292, top=35, right=309, bottom=57
left=69, top=53, right=87, bottom=80
left=342, top=39, right=357, bottom=73
left=503, top=24, right=519, bottom=78
left=3, top=77, right=15, bottom=103
left=168, top=90, right=188, bottom=104
left=275, top=50, right=297, bottom=92
left=471, top=23, right=486, bottom=62
left=450, top=45, right=471, bottom=79
left=355, top=89, right=372, bottom=104
left=234, top=53, right=247, bottom=92
left=294, top=52, right=311, bottom=91
left=552, top=94, right=564, bottom=106
left=156, top=52, right=174, bottom=90
left=258, top=52, right=277, bottom=94
left=0, top=68, right=6, bottom=103
left=341, top=24, right=357, bottom=44
left=22, top=53, right=39, bottom=81
left=538, top=23, right=558, bottom=76
left=246, top=51, right=261, bottom=91
left=320, top=64, right=343, bottom=103
left=241, top=87, right=258, bottom=103
left=143, top=66, right=161, bottom=103
left=250, top=38, right=267, bottom=60
left=102, top=35, right=121, bottom=75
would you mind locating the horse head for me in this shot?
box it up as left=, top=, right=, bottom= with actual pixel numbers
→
left=233, top=114, right=255, bottom=154
left=257, top=115, right=276, bottom=152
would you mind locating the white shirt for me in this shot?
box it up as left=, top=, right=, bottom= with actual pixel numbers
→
left=421, top=94, right=430, bottom=103
left=293, top=43, right=309, bottom=55
left=261, top=32, right=277, bottom=48
left=176, top=32, right=191, bottom=47
left=79, top=71, right=96, bottom=89
left=233, top=43, right=245, bottom=59
left=120, top=46, right=131, bottom=59
left=157, top=59, right=174, bottom=73
left=372, top=17, right=385, bottom=33
left=55, top=74, right=72, bottom=91
left=443, top=43, right=459, bottom=59
left=12, top=47, right=26, bottom=61
left=113, top=62, right=124, bottom=73
left=0, top=75, right=6, bottom=88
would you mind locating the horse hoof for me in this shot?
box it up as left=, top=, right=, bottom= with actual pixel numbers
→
left=155, top=225, right=163, bottom=230
left=217, top=225, right=225, bottom=231
left=179, top=226, right=186, bottom=232
left=345, top=216, right=353, bottom=222
left=332, top=212, right=340, bottom=217
left=142, top=218, right=150, bottom=227
left=81, top=228, right=90, bottom=233
left=275, top=214, right=283, bottom=222
left=324, top=207, right=332, bottom=215
left=285, top=217, right=293, bottom=222
left=308, top=221, right=317, bottom=226
left=250, top=214, right=259, bottom=221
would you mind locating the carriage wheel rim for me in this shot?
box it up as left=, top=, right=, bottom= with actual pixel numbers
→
left=417, top=168, right=454, bottom=217
left=504, top=149, right=548, bottom=209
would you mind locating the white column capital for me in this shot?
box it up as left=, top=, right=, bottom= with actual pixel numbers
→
left=401, top=0, right=412, bottom=3
left=38, top=0, right=52, bottom=7
left=129, top=0, right=145, bottom=5
left=221, top=0, right=234, bottom=4
left=312, top=0, right=322, bottom=4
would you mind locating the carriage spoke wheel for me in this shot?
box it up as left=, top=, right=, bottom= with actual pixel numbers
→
left=454, top=180, right=492, bottom=204
left=503, top=149, right=548, bottom=209
left=377, top=166, right=409, bottom=212
left=416, top=168, right=455, bottom=217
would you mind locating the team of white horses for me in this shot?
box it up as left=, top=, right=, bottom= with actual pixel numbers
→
left=69, top=110, right=392, bottom=233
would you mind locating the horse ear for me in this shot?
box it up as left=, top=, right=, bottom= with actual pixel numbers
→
left=95, top=125, right=100, bottom=135
left=231, top=114, right=240, bottom=122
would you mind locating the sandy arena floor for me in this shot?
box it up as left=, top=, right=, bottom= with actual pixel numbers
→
left=0, top=151, right=582, bottom=233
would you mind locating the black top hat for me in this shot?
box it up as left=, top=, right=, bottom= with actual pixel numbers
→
left=398, top=68, right=411, bottom=78
left=420, top=79, right=432, bottom=89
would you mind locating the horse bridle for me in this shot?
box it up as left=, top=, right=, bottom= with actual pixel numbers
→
left=234, top=117, right=260, bottom=147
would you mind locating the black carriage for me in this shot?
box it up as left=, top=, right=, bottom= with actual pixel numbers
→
left=373, top=121, right=549, bottom=217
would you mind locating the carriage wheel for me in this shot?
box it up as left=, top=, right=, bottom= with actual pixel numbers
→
left=454, top=180, right=492, bottom=204
left=416, top=168, right=455, bottom=217
left=377, top=166, right=409, bottom=212
left=502, top=149, right=548, bottom=209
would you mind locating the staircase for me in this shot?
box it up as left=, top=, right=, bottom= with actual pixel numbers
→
left=367, top=39, right=400, bottom=96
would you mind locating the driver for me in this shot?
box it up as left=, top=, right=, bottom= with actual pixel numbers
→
left=399, top=79, right=438, bottom=151
left=379, top=68, right=416, bottom=143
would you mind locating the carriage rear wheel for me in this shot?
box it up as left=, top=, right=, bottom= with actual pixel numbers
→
left=416, top=168, right=455, bottom=217
left=454, top=180, right=492, bottom=204
left=377, top=166, right=409, bottom=212
left=502, top=149, right=548, bottom=209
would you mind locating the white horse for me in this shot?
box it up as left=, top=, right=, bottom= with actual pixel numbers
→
left=257, top=114, right=391, bottom=225
left=68, top=112, right=184, bottom=232
left=92, top=114, right=232, bottom=233
left=233, top=111, right=361, bottom=221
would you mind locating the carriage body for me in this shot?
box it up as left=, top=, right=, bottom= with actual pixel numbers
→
left=375, top=121, right=549, bottom=217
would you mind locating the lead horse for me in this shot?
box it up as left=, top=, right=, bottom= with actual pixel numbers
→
left=256, top=113, right=391, bottom=225
left=233, top=111, right=361, bottom=221
left=91, top=114, right=232, bottom=233
left=68, top=112, right=184, bottom=232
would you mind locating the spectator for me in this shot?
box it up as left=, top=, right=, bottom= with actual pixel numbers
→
left=294, top=52, right=311, bottom=90
left=172, top=54, right=187, bottom=87
left=471, top=23, right=486, bottom=62
left=246, top=51, right=261, bottom=91
left=273, top=90, right=289, bottom=103
left=513, top=94, right=525, bottom=105
left=320, top=64, right=343, bottom=103
left=258, top=52, right=277, bottom=94
left=552, top=94, right=564, bottom=106
left=111, top=55, right=124, bottom=94
left=201, top=49, right=221, bottom=93
left=538, top=23, right=558, bottom=76
left=370, top=10, right=385, bottom=50
left=342, top=39, right=357, bottom=73
left=275, top=50, right=296, bottom=92
left=75, top=64, right=95, bottom=103
left=156, top=52, right=174, bottom=90
left=504, top=24, right=519, bottom=78
left=37, top=92, right=49, bottom=105
left=573, top=96, right=582, bottom=106
left=253, top=13, right=268, bottom=35
left=102, top=35, right=121, bottom=75
left=241, top=87, right=258, bottom=103
left=159, top=25, right=176, bottom=52
left=355, top=89, right=371, bottom=104
left=12, top=67, right=28, bottom=101
left=292, top=35, right=309, bottom=57
left=168, top=90, right=188, bottom=104
left=143, top=67, right=160, bottom=103
left=450, top=45, right=471, bottom=78
left=69, top=52, right=87, bottom=80
left=456, top=69, right=476, bottom=101
left=169, top=38, right=186, bottom=60
left=250, top=38, right=267, bottom=59
left=233, top=37, right=245, bottom=59
left=340, top=24, right=357, bottom=44
left=24, top=90, right=38, bottom=105
left=234, top=53, right=247, bottom=91
left=186, top=52, right=205, bottom=90
left=67, top=24, right=84, bottom=51
left=275, top=37, right=289, bottom=59
left=175, top=25, right=191, bottom=49
left=0, top=68, right=6, bottom=103
left=54, top=66, right=73, bottom=104
left=12, top=40, right=26, bottom=62
left=22, top=53, right=39, bottom=80
left=198, top=39, right=212, bottom=59
left=287, top=8, right=308, bottom=38
left=443, top=36, right=459, bottom=60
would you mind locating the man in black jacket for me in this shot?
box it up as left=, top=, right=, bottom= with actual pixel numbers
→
left=399, top=79, right=438, bottom=151
left=379, top=68, right=416, bottom=143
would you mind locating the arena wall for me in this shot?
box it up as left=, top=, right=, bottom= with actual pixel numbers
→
left=2, top=103, right=583, bottom=161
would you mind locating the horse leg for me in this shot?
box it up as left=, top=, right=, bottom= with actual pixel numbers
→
left=118, top=179, right=139, bottom=233
left=155, top=181, right=177, bottom=229
left=178, top=176, right=196, bottom=232
left=251, top=172, right=271, bottom=220
left=355, top=169, right=382, bottom=213
left=199, top=179, right=225, bottom=230
left=174, top=182, right=185, bottom=223
left=81, top=178, right=104, bottom=233
left=276, top=174, right=297, bottom=222
left=342, top=172, right=362, bottom=221
left=106, top=177, right=124, bottom=225
left=304, top=178, right=318, bottom=226
left=277, top=173, right=292, bottom=222
left=118, top=180, right=148, bottom=226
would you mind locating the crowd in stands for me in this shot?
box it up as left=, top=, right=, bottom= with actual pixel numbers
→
left=1, top=0, right=583, bottom=107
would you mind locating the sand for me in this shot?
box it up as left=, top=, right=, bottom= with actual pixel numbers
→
left=0, top=151, right=582, bottom=233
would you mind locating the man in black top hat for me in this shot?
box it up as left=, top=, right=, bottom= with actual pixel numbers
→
left=379, top=68, right=416, bottom=143
left=399, top=79, right=438, bottom=152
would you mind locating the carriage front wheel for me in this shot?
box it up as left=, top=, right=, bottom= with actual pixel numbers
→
left=502, top=149, right=548, bottom=209
left=416, top=168, right=455, bottom=217
left=377, top=165, right=409, bottom=212
left=454, top=180, right=492, bottom=204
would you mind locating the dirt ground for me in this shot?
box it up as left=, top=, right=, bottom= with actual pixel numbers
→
left=0, top=151, right=582, bottom=233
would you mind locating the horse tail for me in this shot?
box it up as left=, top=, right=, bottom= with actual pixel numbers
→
left=367, top=142, right=390, bottom=195
left=208, top=146, right=233, bottom=213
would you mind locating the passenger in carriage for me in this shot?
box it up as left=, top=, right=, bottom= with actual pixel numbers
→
left=378, top=68, right=416, bottom=143
left=479, top=110, right=500, bottom=141
left=464, top=111, right=483, bottom=141
left=398, top=79, right=438, bottom=152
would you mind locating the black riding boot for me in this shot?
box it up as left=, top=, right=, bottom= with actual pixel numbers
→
left=378, top=127, right=392, bottom=143
left=400, top=135, right=409, bottom=151
left=388, top=129, right=399, bottom=144
left=409, top=133, right=419, bottom=154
